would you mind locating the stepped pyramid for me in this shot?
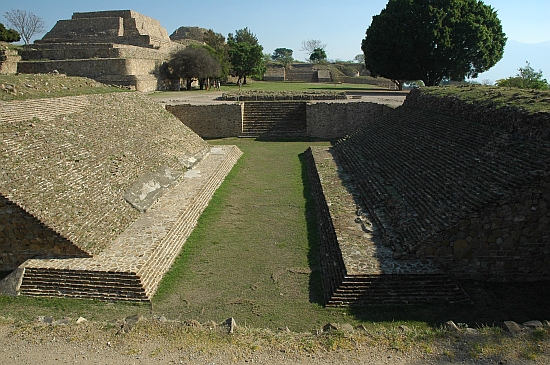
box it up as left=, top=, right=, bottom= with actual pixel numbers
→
left=17, top=10, right=182, bottom=91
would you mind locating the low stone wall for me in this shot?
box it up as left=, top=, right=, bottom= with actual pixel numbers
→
left=306, top=102, right=393, bottom=139
left=165, top=104, right=243, bottom=138
left=0, top=49, right=20, bottom=74
left=166, top=101, right=393, bottom=140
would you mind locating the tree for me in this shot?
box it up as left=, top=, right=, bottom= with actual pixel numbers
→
left=228, top=27, right=259, bottom=46
left=496, top=61, right=549, bottom=90
left=4, top=9, right=45, bottom=45
left=165, top=46, right=221, bottom=90
left=271, top=48, right=294, bottom=69
left=203, top=29, right=230, bottom=78
left=309, top=48, right=327, bottom=63
left=353, top=54, right=365, bottom=64
left=300, top=39, right=326, bottom=61
left=0, top=22, right=20, bottom=42
left=227, top=28, right=264, bottom=84
left=361, top=0, right=506, bottom=90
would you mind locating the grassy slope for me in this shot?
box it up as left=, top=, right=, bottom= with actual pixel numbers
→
left=0, top=74, right=125, bottom=101
left=421, top=84, right=550, bottom=113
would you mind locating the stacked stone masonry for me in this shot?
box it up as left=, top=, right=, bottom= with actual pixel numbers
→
left=332, top=105, right=549, bottom=281
left=305, top=147, right=470, bottom=306
left=241, top=102, right=307, bottom=138
left=166, top=101, right=393, bottom=139
left=0, top=91, right=242, bottom=301
left=17, top=10, right=182, bottom=91
left=0, top=48, right=21, bottom=74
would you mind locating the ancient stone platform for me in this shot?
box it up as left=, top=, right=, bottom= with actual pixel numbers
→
left=0, top=91, right=242, bottom=301
left=6, top=145, right=242, bottom=301
left=305, top=146, right=470, bottom=306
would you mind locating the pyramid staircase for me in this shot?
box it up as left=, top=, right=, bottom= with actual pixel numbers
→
left=241, top=102, right=307, bottom=138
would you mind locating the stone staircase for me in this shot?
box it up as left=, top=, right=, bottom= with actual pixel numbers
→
left=285, top=64, right=318, bottom=82
left=241, top=102, right=307, bottom=138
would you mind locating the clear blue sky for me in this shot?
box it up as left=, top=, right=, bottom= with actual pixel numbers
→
left=4, top=0, right=550, bottom=79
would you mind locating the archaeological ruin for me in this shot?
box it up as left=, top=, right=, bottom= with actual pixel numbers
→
left=305, top=89, right=549, bottom=305
left=14, top=10, right=182, bottom=91
left=0, top=8, right=548, bottom=305
left=0, top=92, right=242, bottom=300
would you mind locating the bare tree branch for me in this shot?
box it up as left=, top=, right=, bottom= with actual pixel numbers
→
left=4, top=9, right=45, bottom=44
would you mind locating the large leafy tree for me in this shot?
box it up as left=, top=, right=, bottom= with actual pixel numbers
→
left=227, top=28, right=264, bottom=84
left=361, top=0, right=506, bottom=90
left=203, top=29, right=230, bottom=78
left=165, top=46, right=221, bottom=90
left=4, top=9, right=45, bottom=45
left=272, top=48, right=294, bottom=69
left=0, top=22, right=20, bottom=42
left=309, top=48, right=327, bottom=63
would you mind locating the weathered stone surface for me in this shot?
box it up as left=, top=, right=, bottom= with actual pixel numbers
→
left=504, top=321, right=523, bottom=334
left=17, top=10, right=183, bottom=91
left=522, top=320, right=543, bottom=328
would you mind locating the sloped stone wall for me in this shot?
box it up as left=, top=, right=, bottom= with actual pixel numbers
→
left=0, top=196, right=90, bottom=270
left=1, top=92, right=209, bottom=256
left=331, top=92, right=550, bottom=282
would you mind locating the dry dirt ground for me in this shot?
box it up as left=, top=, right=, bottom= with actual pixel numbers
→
left=1, top=317, right=547, bottom=365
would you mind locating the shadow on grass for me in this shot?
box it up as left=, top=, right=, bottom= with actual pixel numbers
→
left=299, top=152, right=325, bottom=306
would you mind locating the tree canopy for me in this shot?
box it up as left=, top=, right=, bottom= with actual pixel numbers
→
left=496, top=61, right=549, bottom=90
left=165, top=46, right=221, bottom=90
left=203, top=29, right=230, bottom=78
left=271, top=48, right=293, bottom=69
left=227, top=28, right=264, bottom=84
left=0, top=22, right=20, bottom=42
left=309, top=48, right=327, bottom=63
left=300, top=39, right=326, bottom=61
left=228, top=27, right=259, bottom=46
left=361, top=0, right=506, bottom=89
left=4, top=9, right=45, bottom=45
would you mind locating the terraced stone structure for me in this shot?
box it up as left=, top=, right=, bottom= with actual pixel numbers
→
left=16, top=10, right=180, bottom=91
left=0, top=91, right=242, bottom=301
left=306, top=88, right=549, bottom=306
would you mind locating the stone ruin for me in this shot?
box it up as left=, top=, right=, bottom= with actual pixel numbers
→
left=0, top=43, right=21, bottom=74
left=16, top=10, right=182, bottom=91
left=306, top=88, right=550, bottom=306
left=0, top=92, right=242, bottom=300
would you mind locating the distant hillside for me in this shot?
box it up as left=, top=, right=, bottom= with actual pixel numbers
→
left=476, top=40, right=550, bottom=84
